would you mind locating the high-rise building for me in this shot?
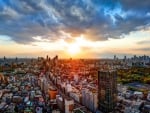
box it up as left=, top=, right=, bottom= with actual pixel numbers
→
left=124, top=56, right=127, bottom=61
left=114, top=55, right=116, bottom=60
left=98, top=70, right=117, bottom=113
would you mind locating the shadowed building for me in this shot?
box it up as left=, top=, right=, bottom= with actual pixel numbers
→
left=98, top=70, right=117, bottom=113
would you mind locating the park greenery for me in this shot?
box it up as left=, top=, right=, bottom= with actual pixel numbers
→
left=117, top=67, right=150, bottom=84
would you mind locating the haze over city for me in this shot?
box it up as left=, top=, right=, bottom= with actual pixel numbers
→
left=0, top=0, right=150, bottom=58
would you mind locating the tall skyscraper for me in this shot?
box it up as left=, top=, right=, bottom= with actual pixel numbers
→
left=98, top=70, right=117, bottom=113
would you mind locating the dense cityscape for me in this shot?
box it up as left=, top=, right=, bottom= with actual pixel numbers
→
left=0, top=55, right=150, bottom=113
left=0, top=0, right=150, bottom=113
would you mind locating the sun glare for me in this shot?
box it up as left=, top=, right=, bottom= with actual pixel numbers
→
left=67, top=44, right=80, bottom=55
left=67, top=36, right=86, bottom=55
left=66, top=35, right=93, bottom=56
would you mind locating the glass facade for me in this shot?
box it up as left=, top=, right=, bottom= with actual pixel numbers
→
left=98, top=70, right=117, bottom=113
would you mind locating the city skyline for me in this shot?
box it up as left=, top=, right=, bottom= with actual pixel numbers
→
left=0, top=0, right=150, bottom=58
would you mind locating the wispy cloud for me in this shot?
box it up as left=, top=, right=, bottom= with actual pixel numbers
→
left=137, top=40, right=150, bottom=44
left=133, top=47, right=150, bottom=52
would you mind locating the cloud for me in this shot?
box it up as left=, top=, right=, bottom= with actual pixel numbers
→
left=120, top=0, right=150, bottom=13
left=137, top=40, right=150, bottom=45
left=0, top=6, right=20, bottom=21
left=133, top=48, right=150, bottom=52
left=0, top=0, right=150, bottom=44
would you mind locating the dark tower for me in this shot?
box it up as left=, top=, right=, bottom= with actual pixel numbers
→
left=98, top=70, right=117, bottom=113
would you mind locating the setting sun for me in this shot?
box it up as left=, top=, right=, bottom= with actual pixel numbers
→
left=66, top=36, right=86, bottom=55
left=67, top=44, right=81, bottom=55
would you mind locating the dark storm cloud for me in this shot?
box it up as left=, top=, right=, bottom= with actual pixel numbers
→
left=0, top=0, right=150, bottom=43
